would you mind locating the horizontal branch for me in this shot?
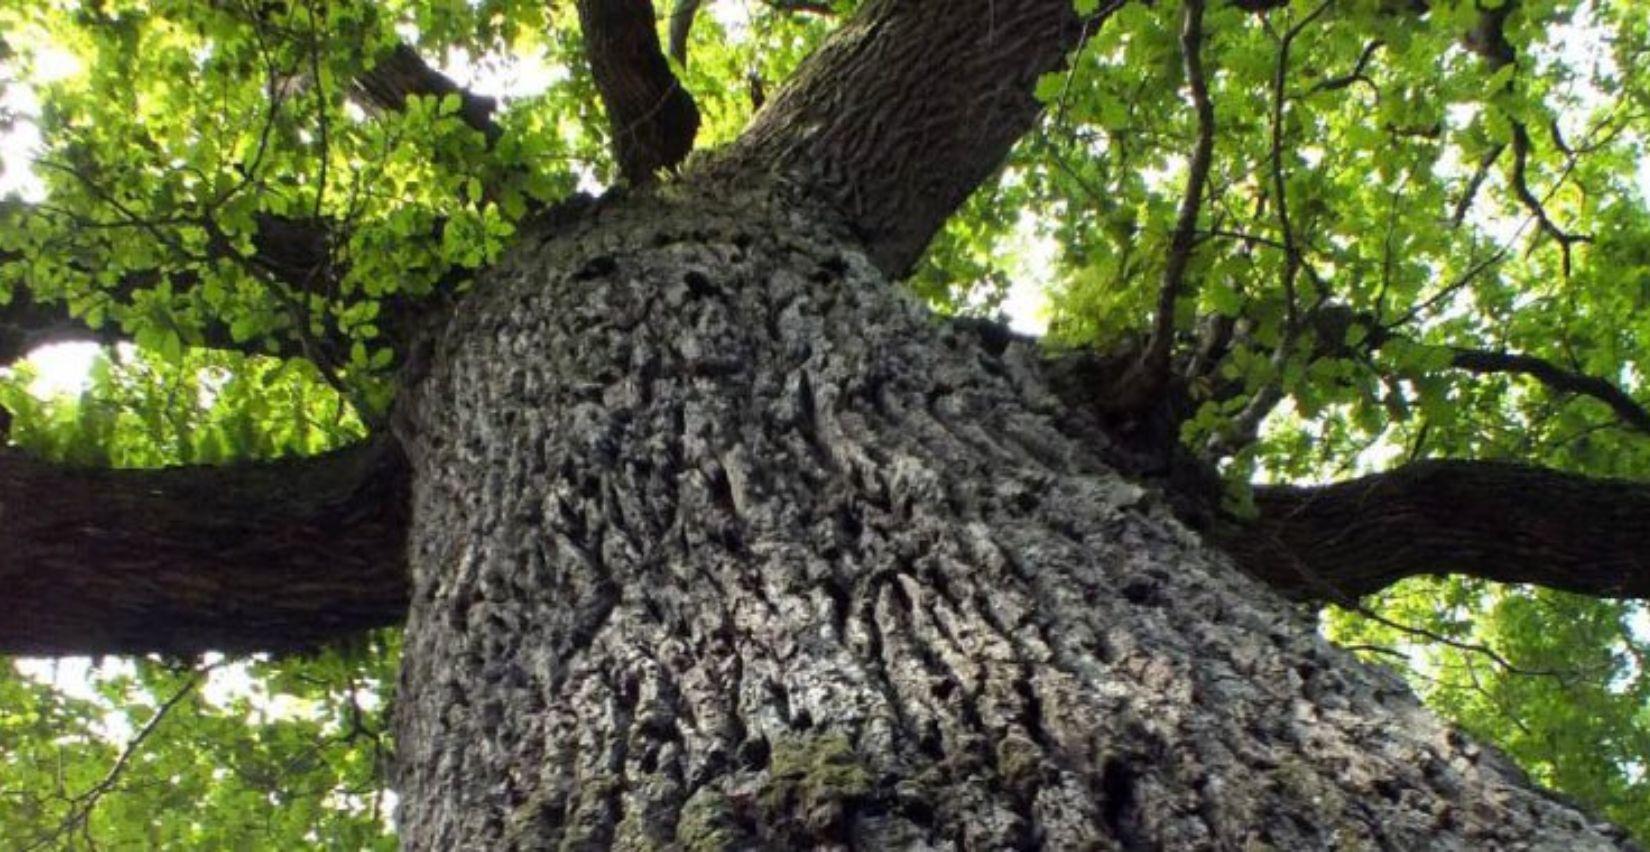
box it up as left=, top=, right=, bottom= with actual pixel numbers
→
left=0, top=438, right=411, bottom=657
left=1217, top=459, right=1650, bottom=600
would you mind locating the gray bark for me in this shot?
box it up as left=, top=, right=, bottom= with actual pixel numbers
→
left=390, top=184, right=1631, bottom=850
left=722, top=0, right=1085, bottom=277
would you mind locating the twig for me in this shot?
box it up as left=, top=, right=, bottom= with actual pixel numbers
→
left=1448, top=347, right=1650, bottom=435
left=22, top=669, right=208, bottom=851
left=1309, top=39, right=1383, bottom=94
left=1108, top=0, right=1216, bottom=412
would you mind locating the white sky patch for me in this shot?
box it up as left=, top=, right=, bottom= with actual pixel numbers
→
left=434, top=46, right=562, bottom=102
left=20, top=340, right=101, bottom=398
left=14, top=656, right=139, bottom=742
left=1, top=41, right=80, bottom=201
left=1003, top=212, right=1054, bottom=335
left=1139, top=154, right=1187, bottom=195
left=710, top=1, right=754, bottom=41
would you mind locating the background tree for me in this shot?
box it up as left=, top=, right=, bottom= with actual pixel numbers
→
left=2, top=0, right=1648, bottom=847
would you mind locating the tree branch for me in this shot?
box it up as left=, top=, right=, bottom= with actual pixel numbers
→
left=668, top=0, right=836, bottom=66
left=1217, top=460, right=1650, bottom=600
left=19, top=667, right=209, bottom=852
left=0, top=438, right=411, bottom=657
left=576, top=0, right=701, bottom=184
left=1202, top=4, right=1330, bottom=460
left=1447, top=346, right=1650, bottom=435
left=1309, top=39, right=1383, bottom=93
left=1107, top=0, right=1215, bottom=414
left=1508, top=122, right=1590, bottom=277
left=724, top=0, right=1103, bottom=276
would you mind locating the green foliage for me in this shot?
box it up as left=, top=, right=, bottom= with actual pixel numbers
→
left=0, top=342, right=392, bottom=849
left=0, top=346, right=363, bottom=468
left=1, top=639, right=400, bottom=851
left=1324, top=585, right=1650, bottom=841
left=2, top=0, right=1650, bottom=845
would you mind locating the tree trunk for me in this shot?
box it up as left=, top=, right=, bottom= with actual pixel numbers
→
left=390, top=185, right=1630, bottom=850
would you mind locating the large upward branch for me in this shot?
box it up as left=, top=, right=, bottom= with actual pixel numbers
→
left=0, top=439, right=411, bottom=657
left=1217, top=460, right=1650, bottom=601
left=725, top=0, right=1092, bottom=276
left=1108, top=0, right=1215, bottom=413
left=576, top=0, right=701, bottom=183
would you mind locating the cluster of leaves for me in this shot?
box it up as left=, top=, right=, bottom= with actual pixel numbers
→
left=1, top=640, right=399, bottom=851
left=1324, top=582, right=1650, bottom=840
left=0, top=346, right=360, bottom=467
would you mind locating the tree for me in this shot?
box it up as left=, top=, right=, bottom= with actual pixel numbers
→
left=3, top=0, right=1650, bottom=846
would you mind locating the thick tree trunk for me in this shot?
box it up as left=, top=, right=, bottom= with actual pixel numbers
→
left=391, top=186, right=1631, bottom=849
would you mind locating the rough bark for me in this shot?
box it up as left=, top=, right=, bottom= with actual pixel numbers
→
left=1221, top=460, right=1650, bottom=601
left=721, top=0, right=1087, bottom=277
left=0, top=439, right=409, bottom=657
left=391, top=187, right=1631, bottom=850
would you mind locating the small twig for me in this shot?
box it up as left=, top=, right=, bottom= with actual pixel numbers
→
left=1450, top=143, right=1504, bottom=228
left=1309, top=39, right=1383, bottom=94
left=306, top=0, right=332, bottom=223
left=1265, top=530, right=1575, bottom=680
left=1508, top=122, right=1591, bottom=278
left=1206, top=3, right=1328, bottom=458
left=1448, top=346, right=1650, bottom=435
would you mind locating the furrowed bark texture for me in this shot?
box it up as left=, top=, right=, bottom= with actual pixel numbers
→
left=392, top=188, right=1630, bottom=849
left=0, top=440, right=410, bottom=657
left=722, top=0, right=1083, bottom=276
left=1222, top=460, right=1650, bottom=601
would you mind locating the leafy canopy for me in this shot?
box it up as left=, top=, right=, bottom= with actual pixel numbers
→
left=2, top=0, right=1648, bottom=845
